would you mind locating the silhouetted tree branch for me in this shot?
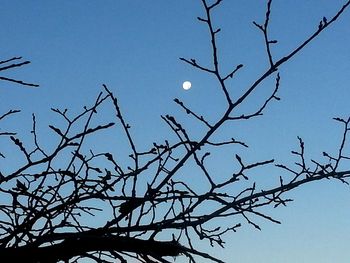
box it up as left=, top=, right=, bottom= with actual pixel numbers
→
left=1, top=1, right=350, bottom=262
left=0, top=57, right=38, bottom=87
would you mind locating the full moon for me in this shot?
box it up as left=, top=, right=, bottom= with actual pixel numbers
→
left=182, top=81, right=192, bottom=90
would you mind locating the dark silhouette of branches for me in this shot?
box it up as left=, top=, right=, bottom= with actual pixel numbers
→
left=1, top=1, right=350, bottom=262
left=0, top=56, right=39, bottom=87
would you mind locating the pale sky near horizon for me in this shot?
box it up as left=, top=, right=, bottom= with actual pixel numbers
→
left=1, top=1, right=350, bottom=262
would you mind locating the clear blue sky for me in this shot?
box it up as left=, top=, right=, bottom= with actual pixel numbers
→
left=1, top=1, right=350, bottom=262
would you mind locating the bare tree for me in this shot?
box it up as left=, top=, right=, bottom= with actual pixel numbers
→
left=1, top=1, right=350, bottom=262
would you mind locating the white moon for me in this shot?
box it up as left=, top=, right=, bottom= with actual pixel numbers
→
left=182, top=81, right=192, bottom=90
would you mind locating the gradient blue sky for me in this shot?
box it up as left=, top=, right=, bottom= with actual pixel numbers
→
left=1, top=1, right=350, bottom=262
